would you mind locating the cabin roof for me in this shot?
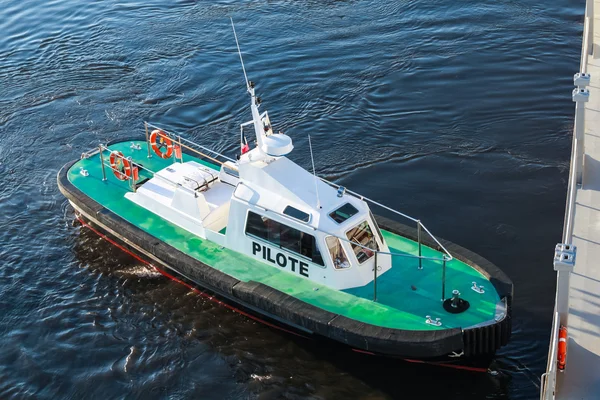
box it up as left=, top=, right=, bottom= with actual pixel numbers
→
left=236, top=155, right=369, bottom=232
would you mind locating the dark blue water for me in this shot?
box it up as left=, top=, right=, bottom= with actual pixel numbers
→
left=0, top=0, right=581, bottom=398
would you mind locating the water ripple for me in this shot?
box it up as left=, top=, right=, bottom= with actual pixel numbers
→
left=0, top=0, right=580, bottom=398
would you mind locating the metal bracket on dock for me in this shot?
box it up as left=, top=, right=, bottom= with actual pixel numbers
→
left=572, top=87, right=590, bottom=103
left=574, top=72, right=591, bottom=88
left=553, top=243, right=576, bottom=272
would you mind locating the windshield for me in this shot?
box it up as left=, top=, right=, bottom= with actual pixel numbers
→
left=346, top=220, right=379, bottom=264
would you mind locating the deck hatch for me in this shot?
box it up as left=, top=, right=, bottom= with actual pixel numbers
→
left=329, top=203, right=359, bottom=224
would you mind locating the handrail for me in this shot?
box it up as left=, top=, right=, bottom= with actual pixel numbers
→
left=541, top=1, right=593, bottom=398
left=99, top=144, right=207, bottom=197
left=98, top=130, right=454, bottom=303
left=232, top=183, right=448, bottom=262
left=144, top=123, right=452, bottom=263
left=541, top=312, right=560, bottom=400
left=581, top=0, right=593, bottom=76
left=564, top=0, right=593, bottom=244
left=233, top=182, right=451, bottom=301
left=145, top=122, right=237, bottom=164
left=320, top=177, right=453, bottom=261
left=563, top=134, right=579, bottom=244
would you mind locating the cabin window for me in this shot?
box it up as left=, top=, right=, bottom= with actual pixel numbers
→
left=283, top=205, right=310, bottom=222
left=245, top=211, right=324, bottom=266
left=325, top=236, right=350, bottom=269
left=369, top=211, right=384, bottom=244
left=329, top=203, right=359, bottom=224
left=346, top=220, right=379, bottom=264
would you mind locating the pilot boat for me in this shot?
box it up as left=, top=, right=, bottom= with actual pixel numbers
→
left=57, top=28, right=513, bottom=370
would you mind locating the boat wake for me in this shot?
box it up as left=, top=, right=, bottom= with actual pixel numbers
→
left=114, top=264, right=164, bottom=279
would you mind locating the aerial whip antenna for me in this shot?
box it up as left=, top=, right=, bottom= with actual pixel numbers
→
left=230, top=17, right=250, bottom=92
left=308, top=135, right=321, bottom=209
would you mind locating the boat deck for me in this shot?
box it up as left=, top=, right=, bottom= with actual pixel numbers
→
left=67, top=140, right=500, bottom=331
left=554, top=4, right=600, bottom=397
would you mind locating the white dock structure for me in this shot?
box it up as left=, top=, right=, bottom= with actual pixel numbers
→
left=540, top=0, right=600, bottom=399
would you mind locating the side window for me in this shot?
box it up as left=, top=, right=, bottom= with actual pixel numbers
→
left=246, top=211, right=268, bottom=240
left=283, top=205, right=310, bottom=222
left=326, top=236, right=350, bottom=269
left=245, top=211, right=324, bottom=266
left=302, top=233, right=324, bottom=266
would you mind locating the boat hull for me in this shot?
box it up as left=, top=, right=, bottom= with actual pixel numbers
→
left=58, top=158, right=512, bottom=366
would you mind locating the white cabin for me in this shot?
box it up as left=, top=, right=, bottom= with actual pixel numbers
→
left=126, top=84, right=392, bottom=290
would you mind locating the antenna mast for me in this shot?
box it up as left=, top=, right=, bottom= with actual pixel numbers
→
left=308, top=135, right=321, bottom=209
left=230, top=17, right=250, bottom=92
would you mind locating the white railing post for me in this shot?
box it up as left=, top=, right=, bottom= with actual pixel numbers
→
left=586, top=0, right=594, bottom=58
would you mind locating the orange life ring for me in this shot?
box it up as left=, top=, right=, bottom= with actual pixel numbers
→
left=109, top=151, right=132, bottom=181
left=557, top=325, right=568, bottom=371
left=150, top=129, right=173, bottom=159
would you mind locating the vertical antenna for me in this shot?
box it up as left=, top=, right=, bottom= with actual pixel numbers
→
left=308, top=135, right=321, bottom=209
left=230, top=17, right=250, bottom=92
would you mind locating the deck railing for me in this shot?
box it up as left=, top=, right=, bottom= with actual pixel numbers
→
left=144, top=122, right=237, bottom=166
left=91, top=121, right=237, bottom=197
left=96, top=122, right=455, bottom=305
left=97, top=144, right=217, bottom=197
left=233, top=180, right=453, bottom=303
left=541, top=0, right=594, bottom=398
left=541, top=312, right=560, bottom=400
left=320, top=178, right=453, bottom=260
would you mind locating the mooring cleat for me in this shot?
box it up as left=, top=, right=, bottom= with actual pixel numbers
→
left=79, top=167, right=89, bottom=177
left=425, top=315, right=442, bottom=327
left=471, top=282, right=485, bottom=294
left=130, top=142, right=142, bottom=150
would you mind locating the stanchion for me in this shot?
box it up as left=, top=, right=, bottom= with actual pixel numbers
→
left=144, top=122, right=152, bottom=159
left=373, top=252, right=378, bottom=302
left=417, top=220, right=422, bottom=270
left=99, top=146, right=107, bottom=181
left=441, top=256, right=447, bottom=301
